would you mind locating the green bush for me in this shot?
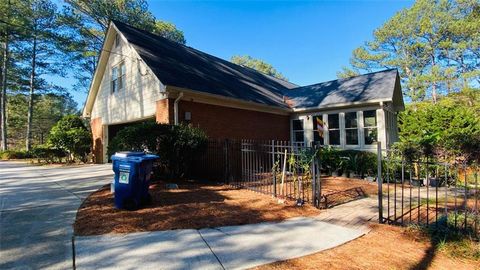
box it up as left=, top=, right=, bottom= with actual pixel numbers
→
left=318, top=146, right=340, bottom=175
left=0, top=150, right=30, bottom=160
left=107, top=121, right=165, bottom=157
left=29, top=145, right=66, bottom=163
left=398, top=95, right=480, bottom=163
left=108, top=121, right=208, bottom=178
left=318, top=148, right=377, bottom=178
left=48, top=115, right=91, bottom=163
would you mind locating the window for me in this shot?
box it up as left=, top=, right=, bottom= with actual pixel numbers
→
left=115, top=34, right=121, bottom=48
left=111, top=67, right=118, bottom=93
left=292, top=119, right=304, bottom=142
left=111, top=62, right=126, bottom=93
left=312, top=115, right=324, bottom=145
left=345, top=112, right=358, bottom=145
left=364, top=110, right=377, bottom=145
left=328, top=114, right=340, bottom=145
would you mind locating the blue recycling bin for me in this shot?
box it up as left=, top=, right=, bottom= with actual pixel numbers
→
left=111, top=152, right=159, bottom=210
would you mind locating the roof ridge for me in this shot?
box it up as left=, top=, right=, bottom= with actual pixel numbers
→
left=289, top=68, right=398, bottom=91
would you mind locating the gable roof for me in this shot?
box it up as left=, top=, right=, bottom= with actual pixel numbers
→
left=112, top=20, right=298, bottom=108
left=285, top=69, right=404, bottom=111
left=83, top=21, right=404, bottom=117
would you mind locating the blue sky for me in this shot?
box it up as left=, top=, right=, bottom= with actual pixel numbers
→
left=70, top=0, right=413, bottom=109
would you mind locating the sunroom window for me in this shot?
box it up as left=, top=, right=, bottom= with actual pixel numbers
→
left=364, top=110, right=377, bottom=145
left=328, top=114, right=340, bottom=145
left=345, top=112, right=358, bottom=145
left=292, top=119, right=304, bottom=143
left=312, top=115, right=324, bottom=146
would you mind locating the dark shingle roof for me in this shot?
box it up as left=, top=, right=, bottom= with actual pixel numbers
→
left=113, top=21, right=298, bottom=108
left=284, top=69, right=401, bottom=109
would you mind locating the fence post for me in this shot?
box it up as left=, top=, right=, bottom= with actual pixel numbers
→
left=315, top=153, right=321, bottom=208
left=272, top=140, right=277, bottom=197
left=377, top=141, right=384, bottom=223
left=224, top=139, right=229, bottom=184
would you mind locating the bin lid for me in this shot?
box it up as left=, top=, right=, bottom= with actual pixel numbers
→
left=114, top=151, right=145, bottom=157
left=111, top=151, right=159, bottom=162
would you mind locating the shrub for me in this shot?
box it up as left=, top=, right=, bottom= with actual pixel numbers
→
left=29, top=145, right=66, bottom=163
left=108, top=121, right=208, bottom=178
left=48, top=115, right=91, bottom=163
left=157, top=124, right=208, bottom=178
left=0, top=150, right=30, bottom=160
left=318, top=146, right=340, bottom=175
left=107, top=121, right=166, bottom=157
left=398, top=95, right=480, bottom=163
left=318, top=148, right=377, bottom=178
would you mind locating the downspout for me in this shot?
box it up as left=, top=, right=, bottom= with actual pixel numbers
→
left=173, top=92, right=183, bottom=125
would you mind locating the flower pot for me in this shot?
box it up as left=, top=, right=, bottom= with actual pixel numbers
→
left=429, top=177, right=444, bottom=187
left=410, top=178, right=423, bottom=187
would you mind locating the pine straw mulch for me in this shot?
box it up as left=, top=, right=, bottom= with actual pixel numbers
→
left=253, top=223, right=480, bottom=270
left=74, top=179, right=321, bottom=236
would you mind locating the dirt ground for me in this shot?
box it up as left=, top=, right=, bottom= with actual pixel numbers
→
left=74, top=180, right=321, bottom=236
left=253, top=223, right=480, bottom=270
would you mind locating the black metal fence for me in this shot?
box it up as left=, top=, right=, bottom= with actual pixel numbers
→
left=191, top=139, right=322, bottom=207
left=192, top=139, right=480, bottom=238
left=378, top=144, right=480, bottom=237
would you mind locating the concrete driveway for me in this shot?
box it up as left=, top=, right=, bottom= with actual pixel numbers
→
left=0, top=161, right=112, bottom=269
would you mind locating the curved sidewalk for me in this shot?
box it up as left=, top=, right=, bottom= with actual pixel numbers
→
left=75, top=215, right=368, bottom=270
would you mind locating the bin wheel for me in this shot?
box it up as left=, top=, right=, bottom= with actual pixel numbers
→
left=123, top=198, right=138, bottom=211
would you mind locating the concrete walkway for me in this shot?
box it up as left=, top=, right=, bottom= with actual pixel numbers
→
left=0, top=161, right=112, bottom=269
left=74, top=217, right=365, bottom=270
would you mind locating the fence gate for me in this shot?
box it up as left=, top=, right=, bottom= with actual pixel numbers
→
left=377, top=143, right=480, bottom=238
left=191, top=139, right=322, bottom=208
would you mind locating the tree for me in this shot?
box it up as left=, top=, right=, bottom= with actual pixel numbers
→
left=231, top=55, right=287, bottom=80
left=0, top=0, right=11, bottom=151
left=338, top=0, right=480, bottom=103
left=15, top=0, right=74, bottom=151
left=48, top=114, right=91, bottom=162
left=64, top=0, right=185, bottom=90
left=6, top=92, right=77, bottom=148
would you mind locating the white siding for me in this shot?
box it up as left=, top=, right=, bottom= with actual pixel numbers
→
left=91, top=32, right=167, bottom=125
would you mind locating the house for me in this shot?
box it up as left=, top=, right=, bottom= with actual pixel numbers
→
left=83, top=21, right=404, bottom=163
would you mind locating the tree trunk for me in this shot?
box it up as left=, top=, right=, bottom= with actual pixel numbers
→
left=431, top=57, right=437, bottom=104
left=431, top=84, right=437, bottom=104
left=1, top=3, right=9, bottom=151
left=26, top=35, right=37, bottom=151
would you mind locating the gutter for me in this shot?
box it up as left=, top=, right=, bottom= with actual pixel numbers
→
left=173, top=92, right=183, bottom=125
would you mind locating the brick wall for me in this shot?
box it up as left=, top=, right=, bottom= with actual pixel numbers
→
left=90, top=117, right=103, bottom=164
left=177, top=100, right=290, bottom=140
left=155, top=98, right=173, bottom=124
